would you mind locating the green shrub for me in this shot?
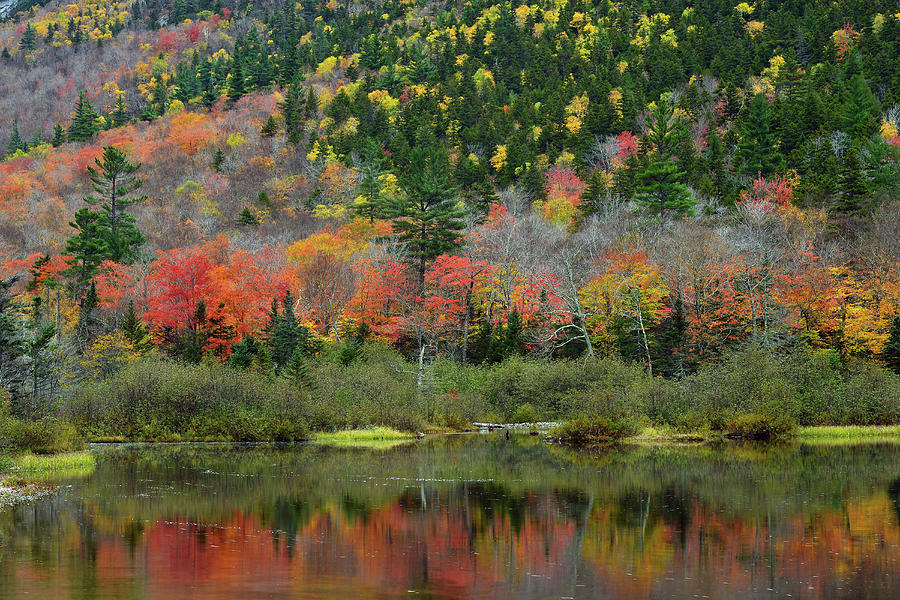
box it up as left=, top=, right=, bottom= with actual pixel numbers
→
left=552, top=415, right=640, bottom=446
left=511, top=403, right=540, bottom=423
left=0, top=418, right=85, bottom=454
left=724, top=413, right=796, bottom=441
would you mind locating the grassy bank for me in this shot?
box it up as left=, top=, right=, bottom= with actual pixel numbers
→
left=0, top=344, right=897, bottom=452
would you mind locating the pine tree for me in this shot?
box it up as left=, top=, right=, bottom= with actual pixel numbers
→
left=212, top=147, right=225, bottom=172
left=229, top=336, right=260, bottom=369
left=260, top=115, right=278, bottom=137
left=387, top=146, right=465, bottom=289
left=279, top=76, right=305, bottom=145
left=266, top=291, right=319, bottom=370
left=68, top=91, right=101, bottom=142
left=285, top=347, right=315, bottom=389
left=19, top=24, right=36, bottom=52
left=884, top=316, right=900, bottom=375
left=122, top=300, right=151, bottom=352
left=83, top=146, right=147, bottom=263
left=0, top=277, right=27, bottom=398
left=736, top=94, right=783, bottom=178
left=5, top=119, right=26, bottom=156
left=111, top=94, right=130, bottom=127
left=238, top=207, right=259, bottom=226
left=227, top=48, right=247, bottom=103
left=842, top=74, right=880, bottom=141
left=76, top=279, right=100, bottom=343
left=635, top=98, right=694, bottom=216
left=64, top=208, right=112, bottom=291
left=353, top=138, right=389, bottom=222
left=834, top=145, right=869, bottom=213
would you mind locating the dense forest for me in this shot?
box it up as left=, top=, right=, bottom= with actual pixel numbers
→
left=0, top=0, right=899, bottom=440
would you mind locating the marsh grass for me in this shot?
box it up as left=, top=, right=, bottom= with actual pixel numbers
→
left=799, top=425, right=900, bottom=442
left=313, top=427, right=417, bottom=449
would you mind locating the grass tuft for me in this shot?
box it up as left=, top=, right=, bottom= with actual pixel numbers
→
left=313, top=427, right=417, bottom=449
left=12, top=451, right=96, bottom=474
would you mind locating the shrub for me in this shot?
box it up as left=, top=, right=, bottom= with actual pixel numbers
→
left=724, top=413, right=796, bottom=441
left=512, top=403, right=540, bottom=423
left=552, top=415, right=640, bottom=446
left=0, top=418, right=85, bottom=454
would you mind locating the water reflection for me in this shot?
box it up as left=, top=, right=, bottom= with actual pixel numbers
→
left=1, top=437, right=899, bottom=599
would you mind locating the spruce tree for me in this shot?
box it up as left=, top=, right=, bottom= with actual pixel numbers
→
left=227, top=48, right=247, bottom=103
left=635, top=98, right=694, bottom=216
left=111, top=94, right=130, bottom=127
left=736, top=94, right=783, bottom=178
left=19, top=24, right=36, bottom=52
left=212, top=147, right=225, bottom=172
left=835, top=145, right=869, bottom=213
left=387, top=146, right=465, bottom=288
left=353, top=138, right=389, bottom=222
left=0, top=277, right=27, bottom=398
left=279, top=76, right=306, bottom=145
left=285, top=347, right=315, bottom=389
left=260, top=115, right=278, bottom=137
left=842, top=74, right=879, bottom=141
left=884, top=316, right=900, bottom=375
left=122, top=300, right=151, bottom=352
left=68, top=92, right=101, bottom=142
left=5, top=119, right=25, bottom=156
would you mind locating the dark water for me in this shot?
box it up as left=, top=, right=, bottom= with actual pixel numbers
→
left=1, top=436, right=899, bottom=600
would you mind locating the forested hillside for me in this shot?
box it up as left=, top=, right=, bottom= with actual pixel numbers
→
left=1, top=0, right=899, bottom=427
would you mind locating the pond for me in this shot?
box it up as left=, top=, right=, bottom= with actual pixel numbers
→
left=1, top=435, right=899, bottom=599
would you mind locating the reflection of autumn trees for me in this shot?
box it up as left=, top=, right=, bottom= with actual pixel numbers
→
left=4, top=441, right=900, bottom=599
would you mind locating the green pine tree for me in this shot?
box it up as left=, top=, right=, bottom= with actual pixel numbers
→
left=387, top=146, right=465, bottom=288
left=260, top=115, right=278, bottom=137
left=64, top=208, right=112, bottom=291
left=353, top=138, right=389, bottom=222
left=68, top=91, right=101, bottom=142
left=736, top=94, right=784, bottom=178
left=883, top=316, right=900, bottom=375
left=83, top=146, right=147, bottom=263
left=5, top=119, right=26, bottom=156
left=122, top=300, right=151, bottom=352
left=285, top=347, right=315, bottom=389
left=212, top=147, right=225, bottom=172
left=111, top=94, right=130, bottom=127
left=51, top=123, right=65, bottom=148
left=19, top=24, right=36, bottom=52
left=834, top=145, right=869, bottom=213
left=279, top=76, right=305, bottom=145
left=635, top=98, right=694, bottom=216
left=227, top=48, right=247, bottom=103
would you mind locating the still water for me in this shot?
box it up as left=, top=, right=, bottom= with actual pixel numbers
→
left=1, top=435, right=899, bottom=599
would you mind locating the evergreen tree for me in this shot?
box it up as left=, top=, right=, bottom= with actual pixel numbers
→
left=212, top=147, right=225, bottom=172
left=122, top=300, right=151, bottom=352
left=884, top=316, right=900, bottom=375
left=68, top=91, right=101, bottom=142
left=227, top=48, right=247, bottom=103
left=19, top=24, right=36, bottom=52
left=736, top=94, right=783, bottom=178
left=834, top=145, right=869, bottom=213
left=279, top=76, right=305, bottom=145
left=238, top=207, right=259, bottom=226
left=387, top=146, right=465, bottom=288
left=285, top=347, right=315, bottom=389
left=635, top=98, right=694, bottom=216
left=64, top=208, right=112, bottom=291
left=842, top=73, right=880, bottom=141
left=0, top=277, right=26, bottom=398
left=5, top=118, right=25, bottom=156
left=260, top=115, right=278, bottom=137
left=229, top=335, right=260, bottom=369
left=51, top=123, right=65, bottom=147
left=82, top=146, right=147, bottom=263
left=111, top=94, right=130, bottom=127
left=353, top=138, right=389, bottom=222
left=266, top=291, right=319, bottom=370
